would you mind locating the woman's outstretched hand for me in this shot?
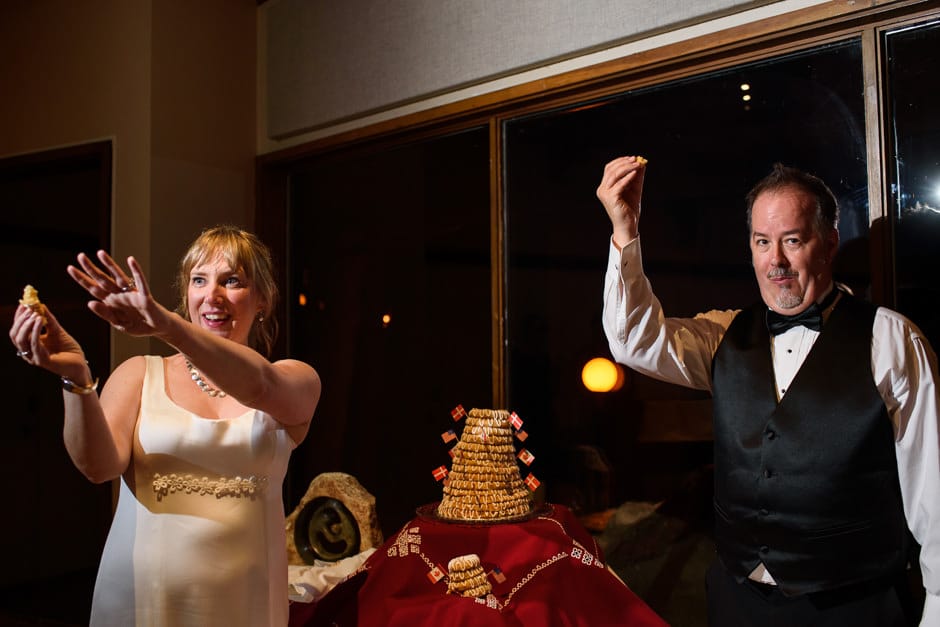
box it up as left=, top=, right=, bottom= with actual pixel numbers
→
left=68, top=251, right=170, bottom=337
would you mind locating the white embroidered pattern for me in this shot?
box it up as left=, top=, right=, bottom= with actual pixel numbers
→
left=474, top=593, right=501, bottom=609
left=388, top=516, right=607, bottom=612
left=504, top=552, right=568, bottom=605
left=388, top=526, right=448, bottom=584
left=542, top=515, right=606, bottom=569
left=151, top=472, right=267, bottom=500
left=388, top=526, right=423, bottom=558
left=570, top=545, right=605, bottom=569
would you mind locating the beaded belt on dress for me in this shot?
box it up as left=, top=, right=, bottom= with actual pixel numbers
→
left=152, top=472, right=268, bottom=500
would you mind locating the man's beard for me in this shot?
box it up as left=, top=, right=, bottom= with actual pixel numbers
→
left=775, top=287, right=804, bottom=310
left=768, top=268, right=803, bottom=310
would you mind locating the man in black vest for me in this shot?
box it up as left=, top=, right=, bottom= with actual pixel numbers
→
left=597, top=156, right=940, bottom=626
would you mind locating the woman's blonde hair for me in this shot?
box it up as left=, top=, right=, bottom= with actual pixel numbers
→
left=175, top=225, right=278, bottom=356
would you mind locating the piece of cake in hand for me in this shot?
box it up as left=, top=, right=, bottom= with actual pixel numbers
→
left=19, top=284, right=47, bottom=324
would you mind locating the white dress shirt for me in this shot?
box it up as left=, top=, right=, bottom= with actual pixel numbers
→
left=602, top=237, right=940, bottom=624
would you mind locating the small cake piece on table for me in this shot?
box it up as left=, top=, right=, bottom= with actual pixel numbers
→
left=446, top=554, right=492, bottom=598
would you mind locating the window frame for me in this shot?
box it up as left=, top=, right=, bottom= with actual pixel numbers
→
left=256, top=0, right=940, bottom=405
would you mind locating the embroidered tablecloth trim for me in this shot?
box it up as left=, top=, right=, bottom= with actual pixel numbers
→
left=386, top=522, right=608, bottom=612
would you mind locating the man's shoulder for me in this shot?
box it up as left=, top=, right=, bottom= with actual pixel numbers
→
left=873, top=304, right=926, bottom=337
left=693, top=308, right=740, bottom=327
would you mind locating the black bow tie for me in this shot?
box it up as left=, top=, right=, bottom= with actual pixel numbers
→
left=765, top=289, right=840, bottom=336
left=766, top=304, right=823, bottom=335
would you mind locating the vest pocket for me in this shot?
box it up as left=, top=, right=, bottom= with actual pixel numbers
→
left=803, top=517, right=874, bottom=540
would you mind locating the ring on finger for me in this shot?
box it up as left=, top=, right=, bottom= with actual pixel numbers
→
left=16, top=350, right=31, bottom=359
left=120, top=280, right=137, bottom=293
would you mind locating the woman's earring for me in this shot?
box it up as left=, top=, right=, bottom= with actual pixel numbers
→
left=257, top=312, right=264, bottom=323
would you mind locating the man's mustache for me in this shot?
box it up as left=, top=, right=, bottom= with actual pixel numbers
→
left=767, top=268, right=798, bottom=279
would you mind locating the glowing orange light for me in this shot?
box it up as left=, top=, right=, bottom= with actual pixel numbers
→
left=581, top=357, right=624, bottom=392
left=298, top=293, right=308, bottom=306
left=381, top=313, right=391, bottom=327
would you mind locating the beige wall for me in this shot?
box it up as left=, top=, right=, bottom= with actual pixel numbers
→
left=262, top=0, right=770, bottom=139
left=0, top=0, right=256, bottom=364
left=151, top=0, right=257, bottom=328
left=257, top=0, right=829, bottom=153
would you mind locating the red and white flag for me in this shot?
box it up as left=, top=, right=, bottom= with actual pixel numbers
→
left=427, top=564, right=446, bottom=583
left=517, top=448, right=535, bottom=466
left=432, top=465, right=449, bottom=482
left=441, top=429, right=457, bottom=443
left=451, top=405, right=467, bottom=421
left=509, top=411, right=523, bottom=430
left=524, top=473, right=540, bottom=491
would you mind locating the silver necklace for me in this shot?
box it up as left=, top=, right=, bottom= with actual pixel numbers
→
left=184, top=358, right=226, bottom=397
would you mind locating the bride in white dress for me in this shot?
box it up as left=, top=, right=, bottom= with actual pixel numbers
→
left=10, top=226, right=321, bottom=626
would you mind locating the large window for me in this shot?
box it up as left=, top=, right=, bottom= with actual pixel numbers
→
left=286, top=128, right=491, bottom=529
left=259, top=9, right=940, bottom=626
left=265, top=7, right=940, bottom=541
left=884, top=19, right=940, bottom=347
left=503, top=40, right=868, bottom=505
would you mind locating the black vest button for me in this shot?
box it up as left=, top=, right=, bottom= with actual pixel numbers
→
left=763, top=469, right=773, bottom=479
left=759, top=508, right=769, bottom=516
left=759, top=545, right=770, bottom=554
left=766, top=429, right=776, bottom=440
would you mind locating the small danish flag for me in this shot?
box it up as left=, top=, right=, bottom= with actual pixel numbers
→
left=509, top=411, right=523, bottom=430
left=451, top=405, right=467, bottom=421
left=432, top=465, right=449, bottom=482
left=524, top=473, right=540, bottom=491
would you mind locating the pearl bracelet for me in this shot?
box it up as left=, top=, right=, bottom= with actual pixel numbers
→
left=61, top=376, right=99, bottom=395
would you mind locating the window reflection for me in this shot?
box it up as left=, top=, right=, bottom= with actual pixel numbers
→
left=885, top=20, right=940, bottom=347
left=287, top=128, right=491, bottom=531
left=504, top=41, right=867, bottom=508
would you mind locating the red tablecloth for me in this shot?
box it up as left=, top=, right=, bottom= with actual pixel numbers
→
left=291, top=503, right=667, bottom=626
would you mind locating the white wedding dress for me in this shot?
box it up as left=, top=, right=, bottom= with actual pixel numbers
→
left=90, top=355, right=296, bottom=626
